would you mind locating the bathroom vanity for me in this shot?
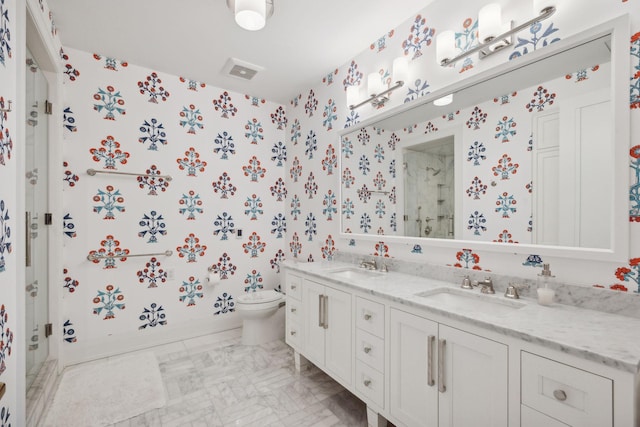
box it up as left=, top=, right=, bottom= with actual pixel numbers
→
left=283, top=260, right=640, bottom=427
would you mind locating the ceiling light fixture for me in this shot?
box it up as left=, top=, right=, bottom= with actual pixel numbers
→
left=226, top=0, right=274, bottom=31
left=436, top=2, right=556, bottom=67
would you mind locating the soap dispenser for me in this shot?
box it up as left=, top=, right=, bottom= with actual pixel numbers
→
left=537, top=263, right=555, bottom=306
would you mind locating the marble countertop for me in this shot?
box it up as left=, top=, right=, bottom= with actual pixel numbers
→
left=282, top=260, right=640, bottom=374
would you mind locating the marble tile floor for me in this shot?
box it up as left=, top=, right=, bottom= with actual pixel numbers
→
left=45, top=330, right=374, bottom=427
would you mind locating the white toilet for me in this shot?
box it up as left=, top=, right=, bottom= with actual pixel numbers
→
left=236, top=290, right=285, bottom=345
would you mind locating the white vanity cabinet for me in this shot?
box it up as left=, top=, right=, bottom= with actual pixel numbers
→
left=302, top=278, right=352, bottom=387
left=389, top=307, right=508, bottom=427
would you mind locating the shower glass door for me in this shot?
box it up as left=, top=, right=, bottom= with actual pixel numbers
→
left=25, top=48, right=50, bottom=390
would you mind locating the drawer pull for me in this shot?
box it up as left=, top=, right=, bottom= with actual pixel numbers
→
left=364, top=379, right=372, bottom=387
left=291, top=285, right=297, bottom=290
left=553, top=389, right=567, bottom=401
left=290, top=331, right=296, bottom=336
left=364, top=346, right=372, bottom=354
left=290, top=308, right=296, bottom=313
left=364, top=313, right=372, bottom=321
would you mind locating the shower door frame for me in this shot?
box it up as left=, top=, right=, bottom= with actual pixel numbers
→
left=18, top=0, right=64, bottom=422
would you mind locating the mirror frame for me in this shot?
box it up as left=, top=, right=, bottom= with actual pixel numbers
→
left=338, top=14, right=630, bottom=262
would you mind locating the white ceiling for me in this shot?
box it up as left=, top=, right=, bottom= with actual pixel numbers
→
left=47, top=0, right=432, bottom=104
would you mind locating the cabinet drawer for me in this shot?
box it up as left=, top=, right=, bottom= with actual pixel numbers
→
left=285, top=273, right=302, bottom=300
left=286, top=298, right=301, bottom=322
left=356, top=297, right=384, bottom=338
left=521, top=405, right=569, bottom=427
left=286, top=320, right=301, bottom=349
left=355, top=328, right=384, bottom=373
left=521, top=351, right=612, bottom=427
left=355, top=360, right=384, bottom=408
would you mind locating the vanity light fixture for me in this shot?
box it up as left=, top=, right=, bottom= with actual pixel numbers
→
left=433, top=93, right=453, bottom=106
left=348, top=57, right=408, bottom=110
left=436, top=2, right=556, bottom=67
left=227, top=0, right=274, bottom=31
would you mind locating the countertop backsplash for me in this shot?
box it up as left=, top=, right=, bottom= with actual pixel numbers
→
left=333, top=251, right=640, bottom=319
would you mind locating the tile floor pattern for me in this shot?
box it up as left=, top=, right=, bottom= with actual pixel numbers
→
left=51, top=332, right=373, bottom=427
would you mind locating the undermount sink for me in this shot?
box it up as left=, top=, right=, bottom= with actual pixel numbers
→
left=414, top=287, right=525, bottom=315
left=328, top=267, right=385, bottom=280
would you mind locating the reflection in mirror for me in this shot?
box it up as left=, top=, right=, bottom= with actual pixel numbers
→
left=340, top=32, right=617, bottom=251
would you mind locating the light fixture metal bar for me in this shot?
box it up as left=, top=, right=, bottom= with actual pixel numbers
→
left=349, top=80, right=405, bottom=110
left=441, top=6, right=556, bottom=67
left=87, top=168, right=173, bottom=181
left=87, top=250, right=173, bottom=262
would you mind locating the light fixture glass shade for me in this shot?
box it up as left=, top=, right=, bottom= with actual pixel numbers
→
left=346, top=85, right=360, bottom=107
left=436, top=30, right=456, bottom=65
left=392, top=57, right=409, bottom=83
left=433, top=93, right=453, bottom=106
left=235, top=0, right=266, bottom=31
left=478, top=3, right=502, bottom=43
left=368, top=72, right=384, bottom=96
left=533, top=0, right=555, bottom=14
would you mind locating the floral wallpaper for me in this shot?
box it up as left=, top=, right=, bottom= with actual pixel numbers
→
left=61, top=47, right=287, bottom=362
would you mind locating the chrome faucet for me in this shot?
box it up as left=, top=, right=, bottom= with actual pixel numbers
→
left=478, top=277, right=495, bottom=294
left=359, top=258, right=377, bottom=271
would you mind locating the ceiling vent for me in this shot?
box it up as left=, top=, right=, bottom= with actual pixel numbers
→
left=222, top=57, right=264, bottom=81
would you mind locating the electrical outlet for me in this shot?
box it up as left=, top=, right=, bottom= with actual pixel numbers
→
left=236, top=229, right=243, bottom=239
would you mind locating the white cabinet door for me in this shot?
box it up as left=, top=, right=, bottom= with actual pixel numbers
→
left=303, top=279, right=325, bottom=367
left=438, top=325, right=508, bottom=427
left=389, top=308, right=438, bottom=427
left=324, top=286, right=352, bottom=386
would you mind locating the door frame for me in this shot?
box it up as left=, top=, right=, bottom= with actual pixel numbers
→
left=17, top=0, right=64, bottom=421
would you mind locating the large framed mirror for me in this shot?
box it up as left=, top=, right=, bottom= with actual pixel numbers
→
left=339, top=15, right=629, bottom=262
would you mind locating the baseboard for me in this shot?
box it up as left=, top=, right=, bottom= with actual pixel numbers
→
left=62, top=317, right=242, bottom=367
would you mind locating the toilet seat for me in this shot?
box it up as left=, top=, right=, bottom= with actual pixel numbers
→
left=236, top=290, right=283, bottom=311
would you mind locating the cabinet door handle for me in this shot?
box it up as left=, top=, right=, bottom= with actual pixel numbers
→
left=290, top=330, right=296, bottom=336
left=25, top=212, right=32, bottom=267
left=318, top=294, right=324, bottom=327
left=290, top=308, right=296, bottom=313
left=438, top=338, right=446, bottom=393
left=291, top=284, right=297, bottom=290
left=364, top=313, right=372, bottom=321
left=364, top=379, right=372, bottom=387
left=553, top=389, right=567, bottom=401
left=364, top=346, right=372, bottom=354
left=427, top=335, right=435, bottom=387
left=323, top=295, right=329, bottom=329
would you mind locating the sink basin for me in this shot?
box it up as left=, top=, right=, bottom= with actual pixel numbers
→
left=414, top=287, right=525, bottom=315
left=328, top=267, right=384, bottom=280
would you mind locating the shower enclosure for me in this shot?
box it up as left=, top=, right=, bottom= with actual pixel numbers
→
left=25, top=48, right=50, bottom=390
left=402, top=135, right=456, bottom=239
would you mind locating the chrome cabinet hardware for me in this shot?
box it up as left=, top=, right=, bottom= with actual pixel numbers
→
left=364, top=313, right=372, bottom=321
left=364, top=379, right=372, bottom=387
left=427, top=335, right=436, bottom=387
left=290, top=330, right=296, bottom=336
left=290, top=307, right=296, bottom=313
left=291, top=284, right=297, bottom=290
left=438, top=338, right=447, bottom=393
left=553, top=389, right=567, bottom=401
left=25, top=212, right=32, bottom=267
left=318, top=295, right=324, bottom=327
left=323, top=295, right=329, bottom=329
left=364, top=346, right=372, bottom=354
